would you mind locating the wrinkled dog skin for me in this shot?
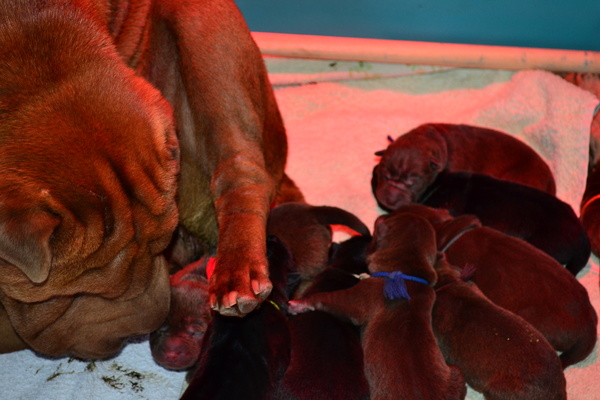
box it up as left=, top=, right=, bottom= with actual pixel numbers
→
left=0, top=0, right=298, bottom=358
left=371, top=123, right=556, bottom=211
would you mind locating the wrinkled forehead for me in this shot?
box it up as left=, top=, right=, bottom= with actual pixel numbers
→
left=381, top=145, right=429, bottom=171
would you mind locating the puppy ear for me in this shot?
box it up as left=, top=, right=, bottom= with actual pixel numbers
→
left=0, top=210, right=59, bottom=283
left=429, top=159, right=441, bottom=171
left=374, top=149, right=386, bottom=156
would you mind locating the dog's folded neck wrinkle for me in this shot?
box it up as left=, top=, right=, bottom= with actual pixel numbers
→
left=77, top=184, right=114, bottom=237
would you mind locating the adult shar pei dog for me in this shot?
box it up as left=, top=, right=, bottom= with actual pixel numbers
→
left=0, top=0, right=297, bottom=359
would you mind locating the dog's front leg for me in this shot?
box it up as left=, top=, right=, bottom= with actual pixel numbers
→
left=210, top=155, right=275, bottom=316
left=157, top=0, right=287, bottom=317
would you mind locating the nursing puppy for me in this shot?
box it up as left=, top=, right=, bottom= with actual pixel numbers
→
left=289, top=213, right=466, bottom=400
left=267, top=202, right=371, bottom=281
left=399, top=204, right=597, bottom=368
left=432, top=254, right=567, bottom=400
left=0, top=0, right=297, bottom=358
left=276, top=236, right=371, bottom=400
left=420, top=170, right=590, bottom=275
left=372, top=123, right=556, bottom=211
left=150, top=255, right=212, bottom=371
left=182, top=236, right=293, bottom=400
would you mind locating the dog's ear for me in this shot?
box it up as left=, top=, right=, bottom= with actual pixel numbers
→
left=374, top=149, right=386, bottom=156
left=0, top=210, right=59, bottom=283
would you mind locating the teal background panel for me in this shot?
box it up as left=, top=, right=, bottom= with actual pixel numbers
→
left=234, top=1, right=600, bottom=51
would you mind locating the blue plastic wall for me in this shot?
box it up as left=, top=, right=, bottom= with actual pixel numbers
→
left=234, top=1, right=600, bottom=51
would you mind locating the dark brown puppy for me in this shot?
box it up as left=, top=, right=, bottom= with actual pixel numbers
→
left=150, top=255, right=212, bottom=371
left=275, top=235, right=371, bottom=400
left=420, top=170, right=590, bottom=275
left=289, top=213, right=466, bottom=400
left=398, top=204, right=597, bottom=369
left=372, top=122, right=555, bottom=211
left=267, top=202, right=371, bottom=286
left=182, top=236, right=293, bottom=400
left=0, top=0, right=297, bottom=358
left=432, top=254, right=567, bottom=400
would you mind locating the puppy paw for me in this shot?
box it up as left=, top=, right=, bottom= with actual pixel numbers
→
left=208, top=257, right=272, bottom=317
left=287, top=300, right=314, bottom=315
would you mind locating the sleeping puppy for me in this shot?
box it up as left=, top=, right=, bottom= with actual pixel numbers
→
left=275, top=235, right=371, bottom=400
left=420, top=170, right=590, bottom=275
left=182, top=236, right=293, bottom=400
left=372, top=122, right=556, bottom=211
left=289, top=213, right=466, bottom=400
left=150, top=255, right=212, bottom=371
left=432, top=254, right=567, bottom=400
left=0, top=0, right=297, bottom=358
left=398, top=204, right=597, bottom=369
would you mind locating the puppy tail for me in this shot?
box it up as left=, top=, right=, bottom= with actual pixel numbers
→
left=312, top=206, right=371, bottom=237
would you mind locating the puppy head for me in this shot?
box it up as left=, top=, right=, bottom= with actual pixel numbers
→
left=372, top=133, right=446, bottom=211
left=151, top=261, right=211, bottom=371
left=368, top=212, right=438, bottom=283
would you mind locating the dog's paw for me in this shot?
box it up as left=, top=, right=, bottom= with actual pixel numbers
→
left=287, top=300, right=314, bottom=315
left=208, top=257, right=272, bottom=317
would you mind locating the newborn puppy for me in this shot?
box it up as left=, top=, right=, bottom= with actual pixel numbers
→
left=182, top=236, right=293, bottom=400
left=289, top=213, right=466, bottom=400
left=267, top=202, right=371, bottom=281
left=420, top=170, right=590, bottom=275
left=150, top=255, right=212, bottom=370
left=372, top=123, right=556, bottom=211
left=432, top=254, right=567, bottom=400
left=276, top=236, right=371, bottom=400
left=399, top=203, right=597, bottom=368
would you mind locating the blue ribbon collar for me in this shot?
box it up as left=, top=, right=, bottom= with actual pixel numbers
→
left=370, top=271, right=429, bottom=300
